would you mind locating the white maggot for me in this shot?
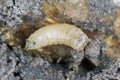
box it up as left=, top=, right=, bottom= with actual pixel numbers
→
left=25, top=23, right=89, bottom=51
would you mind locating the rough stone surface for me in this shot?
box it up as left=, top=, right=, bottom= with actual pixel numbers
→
left=0, top=0, right=120, bottom=80
left=0, top=0, right=43, bottom=27
left=0, top=37, right=119, bottom=80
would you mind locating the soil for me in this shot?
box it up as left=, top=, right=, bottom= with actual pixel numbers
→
left=0, top=0, right=120, bottom=80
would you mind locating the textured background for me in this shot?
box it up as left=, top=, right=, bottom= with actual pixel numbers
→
left=0, top=0, right=120, bottom=80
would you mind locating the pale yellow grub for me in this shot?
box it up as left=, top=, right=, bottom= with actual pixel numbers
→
left=25, top=23, right=89, bottom=51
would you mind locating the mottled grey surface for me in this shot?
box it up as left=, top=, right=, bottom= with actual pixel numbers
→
left=0, top=0, right=120, bottom=80
left=0, top=43, right=66, bottom=80
left=0, top=37, right=120, bottom=80
left=74, top=0, right=115, bottom=31
left=0, top=0, right=43, bottom=27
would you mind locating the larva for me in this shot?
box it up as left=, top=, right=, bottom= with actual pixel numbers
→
left=25, top=23, right=90, bottom=70
left=25, top=23, right=89, bottom=51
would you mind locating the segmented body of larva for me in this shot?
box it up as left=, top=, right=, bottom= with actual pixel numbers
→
left=25, top=23, right=89, bottom=51
left=25, top=23, right=90, bottom=70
